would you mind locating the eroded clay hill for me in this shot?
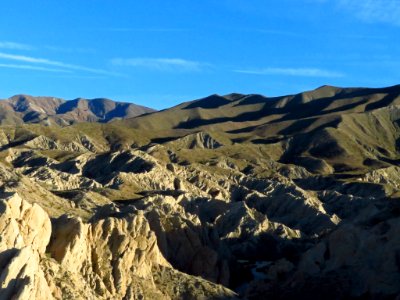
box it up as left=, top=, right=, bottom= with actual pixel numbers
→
left=1, top=85, right=400, bottom=299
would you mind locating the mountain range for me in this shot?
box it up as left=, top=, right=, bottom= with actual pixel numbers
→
left=0, top=85, right=400, bottom=300
left=0, top=94, right=154, bottom=125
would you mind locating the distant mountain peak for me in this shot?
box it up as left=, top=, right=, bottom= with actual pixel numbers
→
left=0, top=95, right=155, bottom=125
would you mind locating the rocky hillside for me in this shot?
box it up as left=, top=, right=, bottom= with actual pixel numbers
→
left=1, top=85, right=400, bottom=299
left=0, top=94, right=155, bottom=125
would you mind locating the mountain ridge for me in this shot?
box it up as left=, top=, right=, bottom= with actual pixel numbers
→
left=0, top=94, right=155, bottom=125
left=2, top=84, right=400, bottom=128
left=117, top=84, right=400, bottom=136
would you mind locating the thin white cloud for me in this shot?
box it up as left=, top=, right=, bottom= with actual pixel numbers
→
left=338, top=0, right=400, bottom=26
left=111, top=57, right=206, bottom=72
left=44, top=45, right=96, bottom=54
left=0, top=41, right=33, bottom=50
left=0, top=52, right=117, bottom=76
left=0, top=63, right=72, bottom=73
left=234, top=67, right=344, bottom=78
left=308, top=0, right=400, bottom=26
left=104, top=28, right=188, bottom=32
left=246, top=28, right=305, bottom=38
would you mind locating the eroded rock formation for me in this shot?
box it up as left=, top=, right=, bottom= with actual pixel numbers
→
left=0, top=193, right=237, bottom=299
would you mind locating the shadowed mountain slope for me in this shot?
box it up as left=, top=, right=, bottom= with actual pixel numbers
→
left=120, top=84, right=400, bottom=135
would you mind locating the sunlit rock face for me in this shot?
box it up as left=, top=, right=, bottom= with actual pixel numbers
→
left=0, top=194, right=237, bottom=300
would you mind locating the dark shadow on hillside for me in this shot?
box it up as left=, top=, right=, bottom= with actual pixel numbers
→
left=278, top=118, right=318, bottom=135
left=183, top=95, right=232, bottom=109
left=82, top=152, right=154, bottom=184
left=150, top=136, right=179, bottom=144
left=233, top=94, right=270, bottom=106
left=365, top=92, right=400, bottom=111
left=295, top=176, right=388, bottom=221
left=0, top=136, right=36, bottom=151
left=251, top=137, right=285, bottom=144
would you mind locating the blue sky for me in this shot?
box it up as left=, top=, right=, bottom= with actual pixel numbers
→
left=0, top=0, right=399, bottom=109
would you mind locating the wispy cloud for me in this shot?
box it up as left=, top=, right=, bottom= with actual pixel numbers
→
left=234, top=67, right=344, bottom=78
left=0, top=63, right=72, bottom=73
left=111, top=57, right=207, bottom=72
left=44, top=45, right=96, bottom=54
left=243, top=28, right=305, bottom=38
left=0, top=41, right=33, bottom=50
left=307, top=0, right=400, bottom=26
left=232, top=27, right=387, bottom=40
left=0, top=52, right=117, bottom=75
left=338, top=0, right=400, bottom=26
left=104, top=28, right=189, bottom=32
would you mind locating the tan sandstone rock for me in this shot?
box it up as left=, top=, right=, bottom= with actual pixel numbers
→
left=0, top=193, right=54, bottom=300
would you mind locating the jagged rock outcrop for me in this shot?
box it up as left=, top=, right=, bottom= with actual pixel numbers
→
left=48, top=212, right=171, bottom=298
left=0, top=192, right=238, bottom=300
left=0, top=193, right=53, bottom=300
left=215, top=202, right=302, bottom=259
left=24, top=135, right=87, bottom=152
left=8, top=150, right=101, bottom=191
left=124, top=195, right=230, bottom=286
left=0, top=193, right=51, bottom=253
left=166, top=132, right=225, bottom=149
left=359, top=166, right=400, bottom=190
left=296, top=219, right=400, bottom=297
left=243, top=199, right=400, bottom=299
